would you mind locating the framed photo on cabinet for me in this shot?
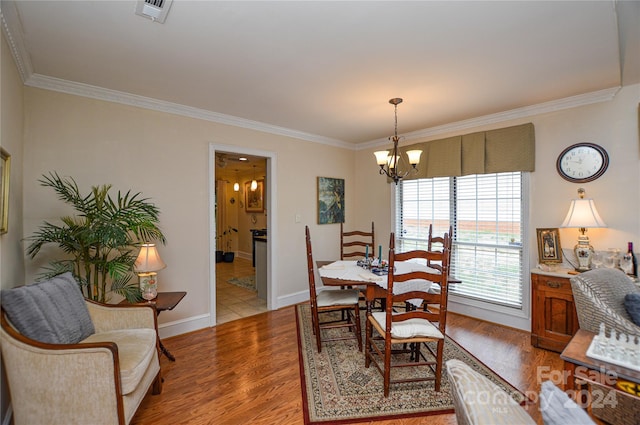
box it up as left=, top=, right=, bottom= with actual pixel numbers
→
left=536, top=228, right=562, bottom=264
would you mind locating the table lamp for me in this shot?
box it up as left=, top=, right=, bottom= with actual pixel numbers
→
left=134, top=243, right=166, bottom=298
left=561, top=188, right=606, bottom=272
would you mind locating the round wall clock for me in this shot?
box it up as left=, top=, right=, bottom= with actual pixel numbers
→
left=556, top=142, right=609, bottom=183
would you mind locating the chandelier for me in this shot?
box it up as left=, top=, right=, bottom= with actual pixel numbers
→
left=373, top=98, right=422, bottom=185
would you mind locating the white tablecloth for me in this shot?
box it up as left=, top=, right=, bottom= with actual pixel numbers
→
left=319, top=260, right=439, bottom=306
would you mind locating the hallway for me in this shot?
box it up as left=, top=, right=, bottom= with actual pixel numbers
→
left=216, top=257, right=267, bottom=324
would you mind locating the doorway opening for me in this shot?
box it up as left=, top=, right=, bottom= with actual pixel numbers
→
left=209, top=144, right=277, bottom=327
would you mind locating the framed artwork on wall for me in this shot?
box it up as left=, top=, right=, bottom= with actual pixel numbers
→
left=317, top=177, right=344, bottom=225
left=245, top=179, right=264, bottom=212
left=536, top=228, right=563, bottom=264
left=0, top=148, right=10, bottom=234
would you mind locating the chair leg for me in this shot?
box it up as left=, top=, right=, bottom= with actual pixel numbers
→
left=365, top=317, right=372, bottom=368
left=354, top=303, right=362, bottom=351
left=435, top=339, right=445, bottom=392
left=383, top=339, right=392, bottom=397
left=312, top=308, right=323, bottom=353
left=152, top=370, right=163, bottom=395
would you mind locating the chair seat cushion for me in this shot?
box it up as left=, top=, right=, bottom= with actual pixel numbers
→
left=83, top=328, right=157, bottom=395
left=0, top=272, right=95, bottom=344
left=316, top=289, right=360, bottom=307
left=371, top=311, right=444, bottom=339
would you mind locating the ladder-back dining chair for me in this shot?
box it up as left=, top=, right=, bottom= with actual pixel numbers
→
left=427, top=224, right=453, bottom=272
left=340, top=221, right=382, bottom=311
left=425, top=224, right=453, bottom=297
left=306, top=226, right=362, bottom=353
left=340, top=222, right=375, bottom=260
left=365, top=232, right=451, bottom=397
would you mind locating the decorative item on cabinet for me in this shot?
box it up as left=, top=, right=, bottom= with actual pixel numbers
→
left=560, top=188, right=607, bottom=272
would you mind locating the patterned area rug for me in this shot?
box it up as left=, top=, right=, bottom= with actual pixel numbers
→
left=227, top=275, right=256, bottom=291
left=295, top=304, right=526, bottom=424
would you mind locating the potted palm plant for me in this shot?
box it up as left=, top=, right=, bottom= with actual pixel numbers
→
left=26, top=172, right=166, bottom=303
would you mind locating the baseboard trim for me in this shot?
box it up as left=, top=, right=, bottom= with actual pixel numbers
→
left=158, top=313, right=210, bottom=338
left=275, top=289, right=309, bottom=309
left=157, top=290, right=310, bottom=336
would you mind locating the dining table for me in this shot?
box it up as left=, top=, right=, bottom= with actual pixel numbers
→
left=316, top=259, right=459, bottom=315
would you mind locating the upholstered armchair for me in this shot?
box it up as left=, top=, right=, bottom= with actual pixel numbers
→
left=570, top=268, right=640, bottom=337
left=446, top=359, right=594, bottom=425
left=0, top=273, right=162, bottom=425
left=569, top=268, right=639, bottom=425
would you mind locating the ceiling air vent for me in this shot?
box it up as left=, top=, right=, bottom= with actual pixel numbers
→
left=135, top=0, right=173, bottom=24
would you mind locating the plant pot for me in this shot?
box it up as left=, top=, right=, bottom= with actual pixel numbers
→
left=223, top=252, right=235, bottom=263
left=215, top=250, right=224, bottom=263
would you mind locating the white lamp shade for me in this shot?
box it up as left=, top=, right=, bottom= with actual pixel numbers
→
left=374, top=150, right=389, bottom=166
left=134, top=244, right=166, bottom=272
left=233, top=182, right=239, bottom=191
left=250, top=179, right=258, bottom=191
left=406, top=150, right=422, bottom=165
left=561, top=199, right=607, bottom=228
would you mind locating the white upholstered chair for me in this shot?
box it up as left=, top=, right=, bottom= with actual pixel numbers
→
left=0, top=273, right=162, bottom=425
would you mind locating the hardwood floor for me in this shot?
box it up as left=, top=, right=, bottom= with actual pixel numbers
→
left=132, top=307, right=567, bottom=425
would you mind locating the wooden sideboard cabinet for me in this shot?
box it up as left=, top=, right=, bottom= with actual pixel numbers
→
left=531, top=269, right=579, bottom=353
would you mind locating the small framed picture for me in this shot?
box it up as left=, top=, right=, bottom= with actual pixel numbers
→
left=317, top=177, right=344, bottom=224
left=536, top=228, right=562, bottom=264
left=0, top=148, right=10, bottom=234
left=245, top=179, right=264, bottom=213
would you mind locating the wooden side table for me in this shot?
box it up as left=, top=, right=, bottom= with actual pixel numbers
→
left=531, top=269, right=579, bottom=352
left=120, top=291, right=186, bottom=361
left=561, top=329, right=640, bottom=424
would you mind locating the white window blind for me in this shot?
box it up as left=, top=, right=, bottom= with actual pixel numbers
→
left=396, top=172, right=524, bottom=308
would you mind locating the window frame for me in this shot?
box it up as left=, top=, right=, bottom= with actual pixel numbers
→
left=393, top=172, right=531, bottom=324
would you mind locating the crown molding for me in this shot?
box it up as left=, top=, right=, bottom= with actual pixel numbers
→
left=2, top=4, right=621, bottom=153
left=24, top=73, right=352, bottom=149
left=1, top=1, right=33, bottom=82
left=357, top=86, right=622, bottom=151
left=19, top=70, right=623, bottom=154
left=0, top=1, right=624, bottom=152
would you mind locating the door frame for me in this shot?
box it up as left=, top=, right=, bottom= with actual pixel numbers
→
left=208, top=143, right=277, bottom=326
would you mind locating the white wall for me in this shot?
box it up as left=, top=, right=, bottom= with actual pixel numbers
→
left=21, top=87, right=356, bottom=328
left=354, top=84, right=640, bottom=329
left=1, top=30, right=26, bottom=424
left=12, top=52, right=640, bottom=334
left=1, top=32, right=25, bottom=290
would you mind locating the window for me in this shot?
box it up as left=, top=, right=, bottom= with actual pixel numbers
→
left=395, top=172, right=525, bottom=309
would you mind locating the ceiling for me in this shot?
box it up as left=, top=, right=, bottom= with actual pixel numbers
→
left=2, top=1, right=639, bottom=148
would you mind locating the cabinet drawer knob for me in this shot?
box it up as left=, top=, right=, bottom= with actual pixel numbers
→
left=546, top=281, right=562, bottom=288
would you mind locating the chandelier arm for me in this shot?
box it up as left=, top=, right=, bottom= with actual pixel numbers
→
left=375, top=97, right=419, bottom=185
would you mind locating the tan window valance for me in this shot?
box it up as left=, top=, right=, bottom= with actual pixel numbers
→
left=398, top=123, right=535, bottom=179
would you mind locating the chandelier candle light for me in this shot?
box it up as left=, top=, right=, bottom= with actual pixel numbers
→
left=374, top=98, right=422, bottom=185
left=134, top=243, right=166, bottom=299
left=561, top=188, right=606, bottom=272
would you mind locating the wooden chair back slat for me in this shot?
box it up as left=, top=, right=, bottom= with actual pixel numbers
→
left=340, top=222, right=375, bottom=259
